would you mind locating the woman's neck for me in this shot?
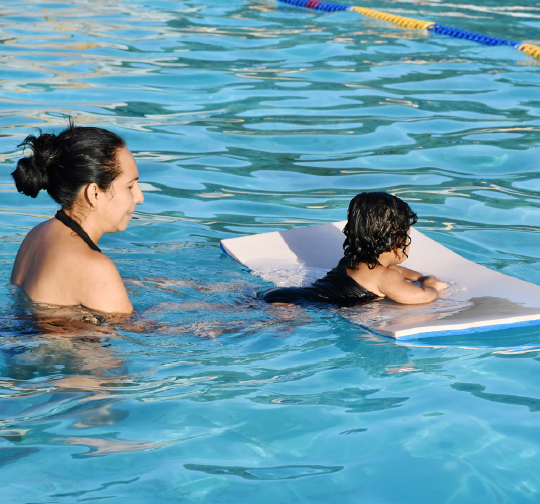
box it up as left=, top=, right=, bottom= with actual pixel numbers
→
left=62, top=207, right=104, bottom=245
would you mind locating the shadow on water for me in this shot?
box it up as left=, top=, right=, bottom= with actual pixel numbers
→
left=251, top=387, right=408, bottom=413
left=0, top=447, right=39, bottom=469
left=184, top=463, right=343, bottom=480
left=451, top=382, right=540, bottom=413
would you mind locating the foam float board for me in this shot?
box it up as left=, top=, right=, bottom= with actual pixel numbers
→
left=221, top=222, right=540, bottom=339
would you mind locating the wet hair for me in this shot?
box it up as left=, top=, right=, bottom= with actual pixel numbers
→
left=343, top=192, right=418, bottom=269
left=11, top=121, right=125, bottom=209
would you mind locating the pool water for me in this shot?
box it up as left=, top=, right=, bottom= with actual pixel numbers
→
left=1, top=0, right=540, bottom=502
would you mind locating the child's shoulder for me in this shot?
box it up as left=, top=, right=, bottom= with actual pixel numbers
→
left=370, top=264, right=404, bottom=287
left=346, top=262, right=390, bottom=297
left=378, top=265, right=404, bottom=281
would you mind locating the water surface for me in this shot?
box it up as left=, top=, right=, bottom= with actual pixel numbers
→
left=1, top=0, right=540, bottom=502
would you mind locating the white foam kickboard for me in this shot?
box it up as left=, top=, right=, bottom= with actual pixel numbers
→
left=221, top=222, right=540, bottom=340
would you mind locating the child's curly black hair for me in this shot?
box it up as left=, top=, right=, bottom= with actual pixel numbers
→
left=343, top=192, right=418, bottom=270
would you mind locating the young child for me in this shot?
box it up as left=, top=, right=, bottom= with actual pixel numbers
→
left=260, top=192, right=447, bottom=307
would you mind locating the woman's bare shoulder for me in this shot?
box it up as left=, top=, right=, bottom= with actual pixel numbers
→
left=80, top=251, right=121, bottom=277
left=11, top=220, right=55, bottom=283
left=75, top=252, right=134, bottom=314
left=14, top=220, right=133, bottom=314
left=18, top=220, right=50, bottom=249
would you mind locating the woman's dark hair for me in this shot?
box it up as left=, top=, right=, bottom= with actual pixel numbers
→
left=343, top=192, right=418, bottom=269
left=12, top=121, right=125, bottom=209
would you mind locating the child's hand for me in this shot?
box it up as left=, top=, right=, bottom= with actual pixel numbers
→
left=420, top=276, right=447, bottom=292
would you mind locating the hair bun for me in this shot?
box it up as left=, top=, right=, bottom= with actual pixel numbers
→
left=11, top=132, right=61, bottom=198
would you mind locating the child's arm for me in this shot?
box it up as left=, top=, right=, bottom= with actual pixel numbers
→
left=378, top=268, right=447, bottom=305
left=388, top=264, right=423, bottom=281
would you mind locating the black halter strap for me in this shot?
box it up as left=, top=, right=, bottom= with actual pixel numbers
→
left=55, top=209, right=101, bottom=253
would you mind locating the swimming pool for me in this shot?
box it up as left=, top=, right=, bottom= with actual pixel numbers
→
left=1, top=0, right=540, bottom=501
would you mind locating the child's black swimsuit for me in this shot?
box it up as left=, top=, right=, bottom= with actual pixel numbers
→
left=259, top=257, right=378, bottom=307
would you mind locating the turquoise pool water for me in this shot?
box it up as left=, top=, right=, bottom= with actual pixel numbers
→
left=1, top=0, right=540, bottom=502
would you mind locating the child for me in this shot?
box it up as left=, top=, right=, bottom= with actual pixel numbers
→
left=260, top=192, right=447, bottom=307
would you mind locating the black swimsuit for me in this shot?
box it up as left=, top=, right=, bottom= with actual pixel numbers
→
left=55, top=209, right=101, bottom=253
left=259, top=257, right=378, bottom=308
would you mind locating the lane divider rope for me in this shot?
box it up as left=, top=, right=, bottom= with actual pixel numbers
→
left=276, top=0, right=540, bottom=59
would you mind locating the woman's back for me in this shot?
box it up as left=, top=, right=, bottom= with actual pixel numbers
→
left=13, top=219, right=100, bottom=306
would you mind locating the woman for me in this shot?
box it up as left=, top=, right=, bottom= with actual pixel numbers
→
left=10, top=122, right=144, bottom=313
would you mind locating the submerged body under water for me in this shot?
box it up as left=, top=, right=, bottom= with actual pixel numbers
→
left=2, top=0, right=540, bottom=502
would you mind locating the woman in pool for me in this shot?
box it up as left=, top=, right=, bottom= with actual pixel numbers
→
left=261, top=192, right=446, bottom=306
left=10, top=122, right=144, bottom=314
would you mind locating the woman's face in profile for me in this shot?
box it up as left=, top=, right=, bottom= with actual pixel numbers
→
left=101, top=148, right=144, bottom=232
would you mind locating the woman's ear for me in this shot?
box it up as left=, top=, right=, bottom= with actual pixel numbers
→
left=84, top=182, right=101, bottom=210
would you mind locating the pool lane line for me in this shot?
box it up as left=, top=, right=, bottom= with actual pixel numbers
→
left=276, top=0, right=540, bottom=60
